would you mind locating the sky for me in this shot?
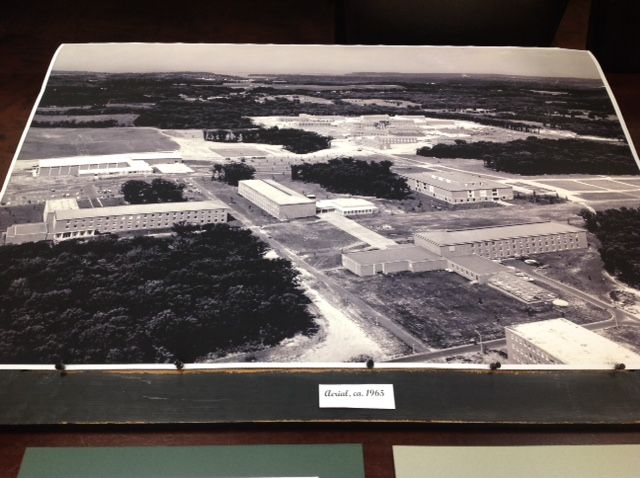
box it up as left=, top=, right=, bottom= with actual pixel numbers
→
left=52, top=43, right=602, bottom=79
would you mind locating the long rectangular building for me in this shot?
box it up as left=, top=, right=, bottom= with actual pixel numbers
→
left=342, top=244, right=447, bottom=276
left=506, top=318, right=640, bottom=366
left=4, top=198, right=228, bottom=244
left=238, top=179, right=316, bottom=220
left=415, top=221, right=587, bottom=259
left=402, top=170, right=513, bottom=204
left=33, top=151, right=181, bottom=177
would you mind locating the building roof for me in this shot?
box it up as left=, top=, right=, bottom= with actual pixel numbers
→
left=44, top=198, right=80, bottom=213
left=344, top=244, right=444, bottom=266
left=507, top=318, right=640, bottom=366
left=54, top=200, right=228, bottom=220
left=316, top=198, right=377, bottom=210
left=404, top=171, right=507, bottom=191
left=6, top=222, right=47, bottom=236
left=153, top=163, right=194, bottom=174
left=38, top=151, right=181, bottom=167
left=416, top=221, right=584, bottom=246
left=448, top=254, right=505, bottom=275
left=239, top=179, right=314, bottom=205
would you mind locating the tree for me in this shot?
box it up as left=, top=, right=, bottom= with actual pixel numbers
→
left=121, top=180, right=152, bottom=204
left=213, top=163, right=256, bottom=186
left=121, top=178, right=185, bottom=204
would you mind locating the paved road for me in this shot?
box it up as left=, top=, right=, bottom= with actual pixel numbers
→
left=191, top=177, right=430, bottom=355
left=509, top=262, right=640, bottom=325
left=318, top=212, right=398, bottom=249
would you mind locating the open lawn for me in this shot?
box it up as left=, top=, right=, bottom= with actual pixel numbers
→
left=598, top=325, right=640, bottom=354
left=17, top=127, right=179, bottom=160
left=509, top=247, right=617, bottom=301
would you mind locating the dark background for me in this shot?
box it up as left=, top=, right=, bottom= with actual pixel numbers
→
left=1, top=0, right=640, bottom=476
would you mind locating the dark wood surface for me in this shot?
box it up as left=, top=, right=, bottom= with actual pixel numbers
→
left=2, top=368, right=640, bottom=426
left=1, top=1, right=640, bottom=477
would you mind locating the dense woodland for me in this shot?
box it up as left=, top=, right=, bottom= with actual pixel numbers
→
left=580, top=208, right=640, bottom=288
left=292, top=157, right=410, bottom=199
left=418, top=137, right=638, bottom=175
left=121, top=178, right=186, bottom=204
left=212, top=163, right=256, bottom=186
left=0, top=224, right=317, bottom=363
left=36, top=72, right=627, bottom=141
left=203, top=126, right=331, bottom=154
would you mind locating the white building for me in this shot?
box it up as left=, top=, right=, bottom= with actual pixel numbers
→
left=32, top=151, right=181, bottom=177
left=415, top=221, right=588, bottom=259
left=402, top=170, right=513, bottom=204
left=238, top=179, right=316, bottom=220
left=316, top=198, right=378, bottom=216
left=506, top=318, right=640, bottom=366
left=4, top=198, right=228, bottom=244
left=342, top=244, right=447, bottom=276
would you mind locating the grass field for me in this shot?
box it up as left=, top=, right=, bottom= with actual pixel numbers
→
left=598, top=325, right=640, bottom=354
left=511, top=247, right=617, bottom=301
left=17, top=127, right=179, bottom=160
left=0, top=204, right=44, bottom=230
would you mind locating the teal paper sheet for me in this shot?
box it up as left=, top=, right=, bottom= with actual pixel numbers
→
left=18, top=444, right=364, bottom=478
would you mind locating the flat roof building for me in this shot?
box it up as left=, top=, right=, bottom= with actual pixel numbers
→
left=342, top=244, right=447, bottom=276
left=238, top=179, right=316, bottom=220
left=316, top=198, right=378, bottom=217
left=415, top=221, right=587, bottom=259
left=402, top=170, right=513, bottom=204
left=153, top=163, right=194, bottom=174
left=32, top=151, right=181, bottom=177
left=4, top=198, right=228, bottom=245
left=506, top=318, right=640, bottom=366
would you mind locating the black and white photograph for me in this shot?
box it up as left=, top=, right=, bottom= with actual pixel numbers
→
left=1, top=43, right=639, bottom=367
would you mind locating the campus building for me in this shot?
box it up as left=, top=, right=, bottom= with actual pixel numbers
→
left=32, top=151, right=181, bottom=177
left=316, top=198, right=379, bottom=217
left=341, top=220, right=587, bottom=303
left=4, top=198, right=228, bottom=244
left=342, top=245, right=447, bottom=276
left=506, top=318, right=640, bottom=366
left=238, top=179, right=316, bottom=220
left=414, top=221, right=588, bottom=259
left=402, top=171, right=513, bottom=204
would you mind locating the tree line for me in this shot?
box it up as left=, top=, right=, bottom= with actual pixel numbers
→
left=580, top=208, right=640, bottom=289
left=292, top=157, right=410, bottom=199
left=0, top=224, right=317, bottom=364
left=418, top=137, right=638, bottom=175
left=203, top=126, right=331, bottom=154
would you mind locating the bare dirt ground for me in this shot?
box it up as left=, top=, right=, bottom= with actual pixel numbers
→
left=264, top=218, right=363, bottom=256
left=433, top=348, right=509, bottom=364
left=327, top=269, right=573, bottom=349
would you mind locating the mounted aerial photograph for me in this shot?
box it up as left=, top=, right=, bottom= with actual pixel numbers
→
left=1, top=43, right=639, bottom=366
